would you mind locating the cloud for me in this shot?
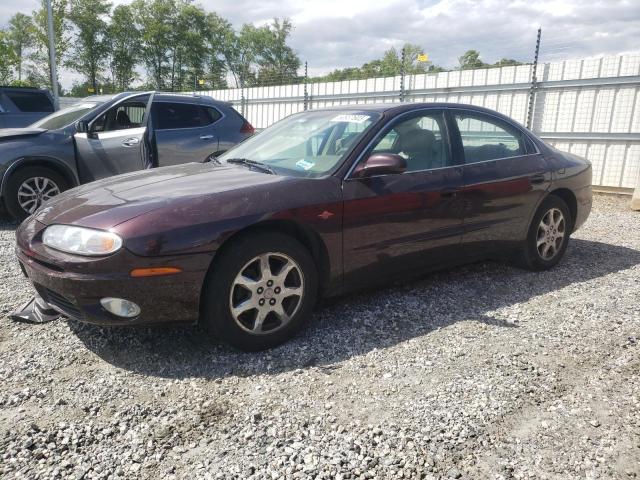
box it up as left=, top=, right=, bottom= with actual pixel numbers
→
left=1, top=0, right=638, bottom=88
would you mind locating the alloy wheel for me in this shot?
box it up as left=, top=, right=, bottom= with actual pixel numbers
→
left=17, top=177, right=61, bottom=214
left=229, top=252, right=305, bottom=335
left=536, top=207, right=565, bottom=260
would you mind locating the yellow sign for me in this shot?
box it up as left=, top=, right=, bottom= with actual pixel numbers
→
left=417, top=53, right=429, bottom=62
left=87, top=87, right=95, bottom=93
left=198, top=79, right=205, bottom=85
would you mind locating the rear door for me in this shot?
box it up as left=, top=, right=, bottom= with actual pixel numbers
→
left=342, top=109, right=465, bottom=286
left=152, top=101, right=220, bottom=166
left=73, top=93, right=152, bottom=183
left=452, top=109, right=550, bottom=256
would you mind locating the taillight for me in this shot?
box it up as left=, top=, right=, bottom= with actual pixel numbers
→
left=240, top=120, right=255, bottom=135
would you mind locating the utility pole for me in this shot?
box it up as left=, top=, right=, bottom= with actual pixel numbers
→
left=399, top=46, right=406, bottom=102
left=46, top=0, right=59, bottom=110
left=303, top=61, right=309, bottom=111
left=526, top=27, right=542, bottom=130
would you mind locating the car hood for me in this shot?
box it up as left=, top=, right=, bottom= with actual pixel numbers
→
left=0, top=128, right=47, bottom=141
left=33, top=162, right=289, bottom=229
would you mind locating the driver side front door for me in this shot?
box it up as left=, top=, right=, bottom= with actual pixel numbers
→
left=73, top=94, right=153, bottom=183
left=342, top=109, right=465, bottom=288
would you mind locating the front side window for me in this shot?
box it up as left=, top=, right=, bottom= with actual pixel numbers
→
left=32, top=102, right=101, bottom=129
left=93, top=96, right=149, bottom=133
left=218, top=110, right=381, bottom=178
left=155, top=102, right=212, bottom=130
left=455, top=113, right=526, bottom=163
left=371, top=112, right=451, bottom=171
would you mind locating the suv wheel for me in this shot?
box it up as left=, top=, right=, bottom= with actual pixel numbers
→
left=4, top=167, right=68, bottom=221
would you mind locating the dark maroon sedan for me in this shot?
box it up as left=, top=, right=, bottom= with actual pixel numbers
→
left=14, top=103, right=592, bottom=350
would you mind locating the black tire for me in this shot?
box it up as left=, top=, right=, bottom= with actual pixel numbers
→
left=201, top=232, right=318, bottom=351
left=516, top=194, right=572, bottom=271
left=4, top=166, right=69, bottom=221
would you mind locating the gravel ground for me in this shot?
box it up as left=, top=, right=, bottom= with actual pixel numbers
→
left=0, top=194, right=639, bottom=480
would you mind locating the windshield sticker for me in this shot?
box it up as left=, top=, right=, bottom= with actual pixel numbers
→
left=296, top=159, right=315, bottom=171
left=331, top=114, right=369, bottom=123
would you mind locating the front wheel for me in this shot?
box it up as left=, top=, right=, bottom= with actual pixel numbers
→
left=4, top=167, right=68, bottom=221
left=516, top=194, right=572, bottom=271
left=201, top=232, right=318, bottom=351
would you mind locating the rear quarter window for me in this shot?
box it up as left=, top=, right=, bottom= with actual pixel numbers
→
left=155, top=102, right=213, bottom=130
left=5, top=91, right=54, bottom=113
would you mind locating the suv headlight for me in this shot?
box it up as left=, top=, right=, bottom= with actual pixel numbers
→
left=42, top=225, right=123, bottom=256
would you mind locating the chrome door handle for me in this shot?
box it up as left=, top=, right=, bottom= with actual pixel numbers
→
left=200, top=135, right=214, bottom=140
left=122, top=137, right=140, bottom=147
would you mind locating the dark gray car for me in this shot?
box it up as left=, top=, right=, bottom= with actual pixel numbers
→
left=0, top=91, right=254, bottom=219
left=0, top=86, right=55, bottom=128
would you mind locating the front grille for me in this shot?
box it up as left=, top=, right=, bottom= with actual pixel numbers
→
left=36, top=285, right=84, bottom=321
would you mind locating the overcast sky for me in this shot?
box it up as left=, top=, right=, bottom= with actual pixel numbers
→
left=1, top=0, right=639, bottom=88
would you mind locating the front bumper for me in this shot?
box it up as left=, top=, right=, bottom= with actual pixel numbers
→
left=15, top=219, right=214, bottom=326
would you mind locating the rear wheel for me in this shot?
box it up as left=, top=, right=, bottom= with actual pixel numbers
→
left=517, top=194, right=572, bottom=271
left=201, top=232, right=318, bottom=351
left=4, top=167, right=68, bottom=221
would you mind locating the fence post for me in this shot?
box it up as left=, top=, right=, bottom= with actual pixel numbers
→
left=303, top=61, right=309, bottom=111
left=400, top=46, right=406, bottom=102
left=526, top=27, right=542, bottom=131
left=240, top=87, right=246, bottom=118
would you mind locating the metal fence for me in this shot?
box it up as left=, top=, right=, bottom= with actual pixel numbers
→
left=196, top=53, right=640, bottom=191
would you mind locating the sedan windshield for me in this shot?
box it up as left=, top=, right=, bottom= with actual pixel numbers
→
left=218, top=110, right=381, bottom=177
left=31, top=102, right=101, bottom=130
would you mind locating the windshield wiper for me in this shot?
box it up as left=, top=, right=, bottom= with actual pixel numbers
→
left=226, top=158, right=275, bottom=175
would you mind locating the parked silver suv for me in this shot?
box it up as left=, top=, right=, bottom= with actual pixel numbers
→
left=0, top=91, right=255, bottom=220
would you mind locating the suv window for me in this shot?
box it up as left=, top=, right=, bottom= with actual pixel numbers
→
left=155, top=102, right=216, bottom=130
left=5, top=91, right=54, bottom=113
left=203, top=107, right=222, bottom=124
left=93, top=98, right=148, bottom=133
left=455, top=113, right=526, bottom=163
left=371, top=112, right=451, bottom=171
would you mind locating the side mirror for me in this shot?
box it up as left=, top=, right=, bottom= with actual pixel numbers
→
left=76, top=120, right=97, bottom=138
left=353, top=153, right=407, bottom=178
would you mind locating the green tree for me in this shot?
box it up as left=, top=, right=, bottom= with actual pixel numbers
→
left=458, top=49, right=487, bottom=70
left=222, top=18, right=300, bottom=88
left=30, top=0, right=70, bottom=89
left=222, top=23, right=258, bottom=88
left=313, top=43, right=437, bottom=82
left=132, top=0, right=177, bottom=89
left=7, top=13, right=35, bottom=82
left=171, top=3, right=208, bottom=91
left=202, top=12, right=232, bottom=89
left=492, top=58, right=524, bottom=67
left=0, top=30, right=18, bottom=83
left=253, top=18, right=300, bottom=85
left=107, top=4, right=139, bottom=91
left=67, top=0, right=112, bottom=92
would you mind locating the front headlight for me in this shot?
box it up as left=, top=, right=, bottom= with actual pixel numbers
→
left=42, top=225, right=123, bottom=256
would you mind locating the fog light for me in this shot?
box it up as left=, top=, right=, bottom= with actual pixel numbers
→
left=100, top=297, right=141, bottom=318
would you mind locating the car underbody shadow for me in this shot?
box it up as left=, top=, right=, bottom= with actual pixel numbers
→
left=67, top=238, right=640, bottom=380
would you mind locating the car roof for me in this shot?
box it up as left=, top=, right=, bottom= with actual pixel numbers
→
left=78, top=91, right=227, bottom=108
left=308, top=102, right=526, bottom=127
left=310, top=102, right=500, bottom=113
